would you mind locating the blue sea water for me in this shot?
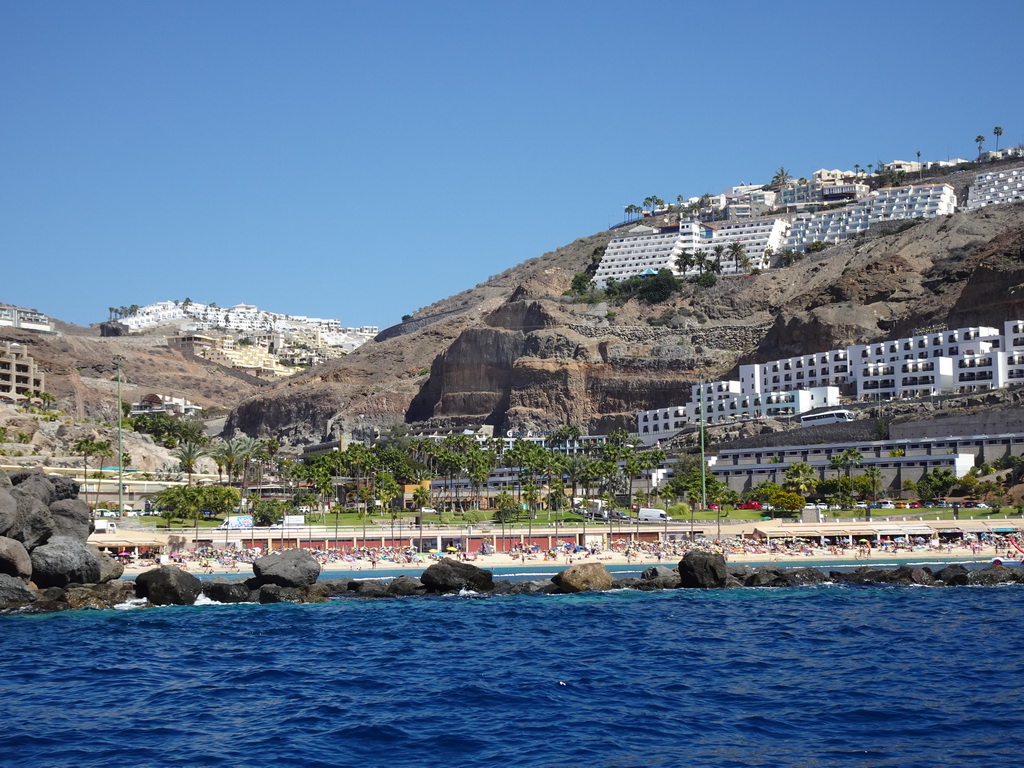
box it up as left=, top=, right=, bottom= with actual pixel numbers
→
left=3, top=583, right=1023, bottom=768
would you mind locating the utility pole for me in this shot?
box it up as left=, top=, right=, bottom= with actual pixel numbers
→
left=114, top=355, right=124, bottom=517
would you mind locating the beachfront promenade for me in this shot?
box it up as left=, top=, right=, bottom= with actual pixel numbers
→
left=107, top=516, right=1024, bottom=577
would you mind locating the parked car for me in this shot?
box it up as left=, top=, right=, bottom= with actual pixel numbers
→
left=736, top=501, right=762, bottom=510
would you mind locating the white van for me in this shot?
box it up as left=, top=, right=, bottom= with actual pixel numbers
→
left=637, top=508, right=668, bottom=523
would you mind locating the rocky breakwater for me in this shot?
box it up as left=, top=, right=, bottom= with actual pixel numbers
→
left=0, top=468, right=132, bottom=611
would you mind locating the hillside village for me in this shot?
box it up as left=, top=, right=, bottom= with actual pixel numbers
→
left=4, top=144, right=1024, bottom=516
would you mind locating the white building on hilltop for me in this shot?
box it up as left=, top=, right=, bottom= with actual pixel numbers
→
left=594, top=217, right=789, bottom=287
left=966, top=165, right=1024, bottom=210
left=636, top=322, right=1024, bottom=445
left=785, top=183, right=956, bottom=251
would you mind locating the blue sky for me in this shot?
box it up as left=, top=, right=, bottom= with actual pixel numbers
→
left=2, top=1, right=1023, bottom=330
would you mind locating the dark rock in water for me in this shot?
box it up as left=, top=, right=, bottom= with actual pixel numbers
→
left=727, top=565, right=754, bottom=582
left=385, top=575, right=425, bottom=597
left=252, top=548, right=321, bottom=588
left=88, top=546, right=124, bottom=583
left=552, top=563, right=614, bottom=593
left=28, top=599, right=71, bottom=613
left=509, top=579, right=557, bottom=595
left=641, top=565, right=677, bottom=581
left=678, top=551, right=728, bottom=588
left=299, top=584, right=330, bottom=603
left=49, top=499, right=92, bottom=542
left=9, top=472, right=55, bottom=506
left=135, top=566, right=202, bottom=605
left=348, top=579, right=388, bottom=597
left=257, top=584, right=303, bottom=603
left=30, top=536, right=101, bottom=588
left=319, top=578, right=354, bottom=596
left=204, top=580, right=254, bottom=604
left=884, top=566, right=935, bottom=586
left=8, top=491, right=54, bottom=550
left=935, top=564, right=970, bottom=585
left=613, top=577, right=645, bottom=590
left=746, top=565, right=791, bottom=587
left=63, top=586, right=111, bottom=610
left=421, top=557, right=494, bottom=593
left=0, top=573, right=37, bottom=606
left=39, top=586, right=66, bottom=601
left=967, top=565, right=1023, bottom=586
left=0, top=536, right=32, bottom=580
left=787, top=567, right=828, bottom=585
left=88, top=581, right=137, bottom=607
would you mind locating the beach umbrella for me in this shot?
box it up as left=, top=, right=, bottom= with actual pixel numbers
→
left=858, top=538, right=869, bottom=543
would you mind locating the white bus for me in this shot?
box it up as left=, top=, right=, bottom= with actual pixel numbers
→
left=799, top=409, right=855, bottom=427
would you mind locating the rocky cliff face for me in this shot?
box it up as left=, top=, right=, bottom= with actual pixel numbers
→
left=225, top=201, right=1024, bottom=445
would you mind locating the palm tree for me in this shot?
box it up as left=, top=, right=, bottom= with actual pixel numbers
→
left=75, top=438, right=98, bottom=508
left=727, top=241, right=745, bottom=271
left=173, top=441, right=208, bottom=486
left=994, top=126, right=1004, bottom=152
left=770, top=166, right=792, bottom=189
left=784, top=462, right=818, bottom=497
left=674, top=250, right=695, bottom=277
left=975, top=135, right=986, bottom=160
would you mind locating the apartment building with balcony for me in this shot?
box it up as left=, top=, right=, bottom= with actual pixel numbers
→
left=784, top=184, right=956, bottom=251
left=593, top=224, right=686, bottom=287
left=0, top=342, right=44, bottom=404
left=739, top=351, right=852, bottom=395
left=0, top=305, right=54, bottom=334
left=965, top=165, right=1024, bottom=210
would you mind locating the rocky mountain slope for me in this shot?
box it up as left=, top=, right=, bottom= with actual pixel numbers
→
left=223, top=197, right=1024, bottom=446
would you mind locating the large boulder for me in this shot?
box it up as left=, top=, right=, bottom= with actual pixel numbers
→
left=135, top=566, right=203, bottom=605
left=87, top=545, right=125, bottom=583
left=386, top=575, right=425, bottom=597
left=347, top=579, right=389, bottom=597
left=552, top=563, right=614, bottom=593
left=641, top=565, right=677, bottom=581
left=50, top=476, right=81, bottom=502
left=49, top=499, right=92, bottom=542
left=420, top=558, right=494, bottom=593
left=746, top=565, right=791, bottom=587
left=30, top=536, right=102, bottom=588
left=256, top=584, right=304, bottom=603
left=0, top=573, right=37, bottom=606
left=8, top=491, right=55, bottom=550
left=0, top=489, right=17, bottom=537
left=678, top=550, right=729, bottom=588
left=252, top=548, right=321, bottom=588
left=9, top=472, right=55, bottom=506
left=63, top=583, right=135, bottom=610
left=935, top=564, right=970, bottom=585
left=203, top=580, right=256, bottom=604
left=0, top=536, right=32, bottom=580
left=968, top=565, right=1023, bottom=586
left=0, top=468, right=10, bottom=488
left=509, top=579, right=558, bottom=595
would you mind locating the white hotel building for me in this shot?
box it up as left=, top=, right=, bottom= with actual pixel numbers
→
left=594, top=217, right=790, bottom=288
left=784, top=184, right=957, bottom=251
left=966, top=165, right=1024, bottom=210
left=636, top=323, right=1024, bottom=445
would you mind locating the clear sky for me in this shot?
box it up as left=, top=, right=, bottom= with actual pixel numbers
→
left=2, top=1, right=1023, bottom=330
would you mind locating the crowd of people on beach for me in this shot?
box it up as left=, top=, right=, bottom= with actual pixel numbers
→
left=116, top=531, right=1022, bottom=573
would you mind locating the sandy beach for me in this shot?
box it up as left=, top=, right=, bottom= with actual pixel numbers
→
left=119, top=543, right=1014, bottom=579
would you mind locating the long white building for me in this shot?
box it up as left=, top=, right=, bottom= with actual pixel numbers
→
left=784, top=184, right=957, bottom=251
left=595, top=217, right=789, bottom=288
left=966, top=165, right=1024, bottom=210
left=637, top=322, right=1024, bottom=445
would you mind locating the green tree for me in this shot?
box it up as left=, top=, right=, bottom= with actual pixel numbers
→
left=172, top=441, right=208, bottom=485
left=975, top=134, right=986, bottom=160
left=784, top=462, right=818, bottom=496
left=994, top=126, right=1003, bottom=152
left=770, top=166, right=792, bottom=189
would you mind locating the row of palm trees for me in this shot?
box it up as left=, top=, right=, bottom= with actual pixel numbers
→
left=674, top=242, right=752, bottom=276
